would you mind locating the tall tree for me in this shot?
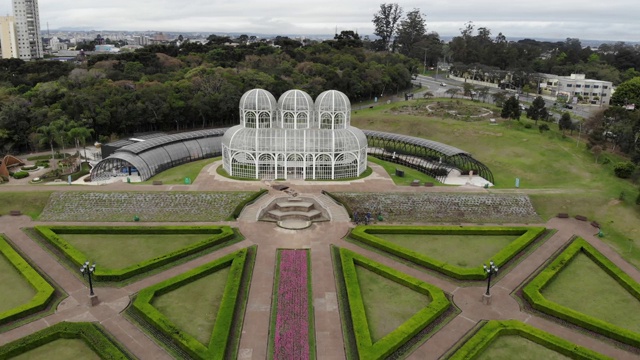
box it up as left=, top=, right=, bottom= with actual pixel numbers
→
left=372, top=3, right=403, bottom=52
left=559, top=112, right=573, bottom=134
left=501, top=96, right=521, bottom=120
left=526, top=96, right=547, bottom=125
left=396, top=9, right=426, bottom=58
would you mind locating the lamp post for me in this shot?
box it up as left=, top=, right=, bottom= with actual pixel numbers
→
left=80, top=261, right=96, bottom=296
left=483, top=260, right=498, bottom=296
left=423, top=48, right=427, bottom=75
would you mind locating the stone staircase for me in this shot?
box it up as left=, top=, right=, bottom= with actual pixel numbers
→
left=237, top=192, right=351, bottom=224
left=311, top=193, right=351, bottom=222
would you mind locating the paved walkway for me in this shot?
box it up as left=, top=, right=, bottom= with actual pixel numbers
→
left=1, top=162, right=639, bottom=359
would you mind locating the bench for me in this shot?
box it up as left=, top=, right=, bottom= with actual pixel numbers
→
left=153, top=180, right=163, bottom=185
left=9, top=210, right=21, bottom=216
left=424, top=182, right=434, bottom=187
left=590, top=221, right=600, bottom=228
left=574, top=215, right=588, bottom=221
left=411, top=180, right=420, bottom=187
left=556, top=213, right=569, bottom=218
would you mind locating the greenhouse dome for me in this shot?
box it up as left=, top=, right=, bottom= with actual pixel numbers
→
left=222, top=89, right=367, bottom=180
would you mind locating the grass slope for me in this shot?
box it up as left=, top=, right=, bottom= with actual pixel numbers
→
left=0, top=252, right=37, bottom=313
left=0, top=192, right=52, bottom=219
left=476, top=335, right=571, bottom=360
left=10, top=339, right=101, bottom=360
left=139, top=157, right=219, bottom=185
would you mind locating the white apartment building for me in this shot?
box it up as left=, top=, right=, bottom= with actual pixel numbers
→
left=544, top=74, right=613, bottom=106
left=12, top=0, right=43, bottom=60
left=0, top=16, right=19, bottom=58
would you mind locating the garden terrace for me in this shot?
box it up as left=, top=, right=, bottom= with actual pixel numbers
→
left=38, top=191, right=260, bottom=222
left=331, top=192, right=541, bottom=223
left=364, top=130, right=494, bottom=184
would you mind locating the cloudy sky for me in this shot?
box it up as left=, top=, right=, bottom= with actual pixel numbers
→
left=2, top=0, right=639, bottom=42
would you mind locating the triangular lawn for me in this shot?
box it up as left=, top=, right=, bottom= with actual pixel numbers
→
left=152, top=266, right=231, bottom=346
left=133, top=247, right=251, bottom=359
left=350, top=226, right=546, bottom=280
left=338, top=247, right=450, bottom=359
left=524, top=238, right=640, bottom=347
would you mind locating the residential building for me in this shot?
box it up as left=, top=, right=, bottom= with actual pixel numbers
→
left=12, top=0, right=43, bottom=60
left=0, top=16, right=18, bottom=58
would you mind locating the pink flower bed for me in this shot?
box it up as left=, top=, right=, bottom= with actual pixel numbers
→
left=273, top=249, right=310, bottom=360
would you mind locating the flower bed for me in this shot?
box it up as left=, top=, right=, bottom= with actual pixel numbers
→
left=269, top=249, right=315, bottom=360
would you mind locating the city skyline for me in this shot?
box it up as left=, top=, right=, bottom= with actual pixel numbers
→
left=1, top=0, right=639, bottom=42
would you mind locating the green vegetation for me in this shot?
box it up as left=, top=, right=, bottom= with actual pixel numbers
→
left=0, top=192, right=51, bottom=219
left=35, top=225, right=237, bottom=282
left=541, top=252, right=640, bottom=333
left=132, top=247, right=255, bottom=360
left=0, top=235, right=55, bottom=326
left=139, top=157, right=219, bottom=185
left=152, top=267, right=230, bottom=345
left=448, top=320, right=608, bottom=360
left=10, top=339, right=101, bottom=360
left=374, top=233, right=517, bottom=268
left=0, top=250, right=37, bottom=313
left=349, top=226, right=546, bottom=280
left=337, top=247, right=450, bottom=359
left=0, top=322, right=133, bottom=359
left=352, top=100, right=640, bottom=269
left=367, top=156, right=441, bottom=186
left=523, top=237, right=640, bottom=347
left=355, top=265, right=430, bottom=342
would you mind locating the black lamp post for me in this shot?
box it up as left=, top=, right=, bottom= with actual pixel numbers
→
left=80, top=261, right=96, bottom=296
left=483, top=260, right=498, bottom=296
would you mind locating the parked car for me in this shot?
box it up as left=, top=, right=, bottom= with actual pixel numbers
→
left=564, top=104, right=573, bottom=109
left=440, top=82, right=446, bottom=86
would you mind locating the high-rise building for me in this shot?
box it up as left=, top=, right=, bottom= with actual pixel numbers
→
left=0, top=16, right=19, bottom=59
left=12, top=0, right=43, bottom=59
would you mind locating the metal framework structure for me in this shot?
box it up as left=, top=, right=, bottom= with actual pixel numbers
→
left=365, top=130, right=495, bottom=184
left=90, top=129, right=226, bottom=181
left=222, top=89, right=367, bottom=180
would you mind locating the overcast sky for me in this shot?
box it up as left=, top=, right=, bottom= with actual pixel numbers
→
left=2, top=0, right=639, bottom=42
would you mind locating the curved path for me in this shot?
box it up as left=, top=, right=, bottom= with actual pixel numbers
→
left=1, top=162, right=639, bottom=359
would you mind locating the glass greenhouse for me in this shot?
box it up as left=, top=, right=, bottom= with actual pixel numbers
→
left=222, top=89, right=368, bottom=180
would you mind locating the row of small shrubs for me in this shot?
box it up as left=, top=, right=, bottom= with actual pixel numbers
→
left=523, top=237, right=640, bottom=348
left=34, top=225, right=236, bottom=282
left=338, top=247, right=450, bottom=359
left=0, top=322, right=133, bottom=359
left=20, top=165, right=38, bottom=171
left=349, top=225, right=546, bottom=280
left=229, top=188, right=268, bottom=219
left=132, top=248, right=252, bottom=359
left=0, top=235, right=55, bottom=326
left=12, top=171, right=29, bottom=179
left=448, top=320, right=608, bottom=359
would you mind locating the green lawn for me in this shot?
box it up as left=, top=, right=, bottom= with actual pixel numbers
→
left=138, top=157, right=219, bottom=185
left=373, top=234, right=518, bottom=268
left=0, top=192, right=52, bottom=219
left=352, top=99, right=640, bottom=270
left=10, top=339, right=100, bottom=360
left=355, top=265, right=430, bottom=342
left=152, top=267, right=230, bottom=345
left=0, top=253, right=37, bottom=313
left=476, top=335, right=571, bottom=360
left=541, top=252, right=640, bottom=333
left=60, top=233, right=213, bottom=269
left=367, top=156, right=442, bottom=186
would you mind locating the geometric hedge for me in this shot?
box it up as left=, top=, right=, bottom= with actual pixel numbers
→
left=349, top=225, right=546, bottom=280
left=0, top=234, right=55, bottom=326
left=523, top=237, right=640, bottom=348
left=336, top=247, right=450, bottom=359
left=132, top=247, right=254, bottom=360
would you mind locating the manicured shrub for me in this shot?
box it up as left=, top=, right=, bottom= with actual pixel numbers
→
left=539, top=124, right=550, bottom=132
left=523, top=237, right=640, bottom=348
left=12, top=171, right=29, bottom=179
left=614, top=161, right=636, bottom=178
left=21, top=165, right=38, bottom=171
left=34, top=225, right=237, bottom=282
left=230, top=189, right=268, bottom=219
left=0, top=235, right=55, bottom=326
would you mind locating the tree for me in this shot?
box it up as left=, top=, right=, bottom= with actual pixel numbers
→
left=526, top=96, right=547, bottom=125
left=423, top=91, right=434, bottom=99
left=331, top=31, right=363, bottom=50
left=491, top=91, right=508, bottom=107
left=477, top=87, right=490, bottom=103
left=445, top=87, right=460, bottom=99
left=501, top=96, right=521, bottom=120
left=611, top=76, right=640, bottom=106
left=559, top=112, right=572, bottom=134
left=396, top=9, right=426, bottom=58
left=591, top=145, right=603, bottom=163
left=372, top=3, right=403, bottom=52
left=463, top=83, right=476, bottom=100
left=68, top=126, right=94, bottom=160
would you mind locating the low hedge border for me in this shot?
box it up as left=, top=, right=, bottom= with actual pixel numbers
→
left=34, top=225, right=236, bottom=282
left=322, top=190, right=353, bottom=218
left=448, top=320, right=609, bottom=359
left=523, top=237, right=640, bottom=348
left=0, top=235, right=55, bottom=326
left=339, top=247, right=450, bottom=359
left=229, top=189, right=268, bottom=220
left=0, top=322, right=134, bottom=359
left=349, top=225, right=546, bottom=280
left=132, top=247, right=252, bottom=359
